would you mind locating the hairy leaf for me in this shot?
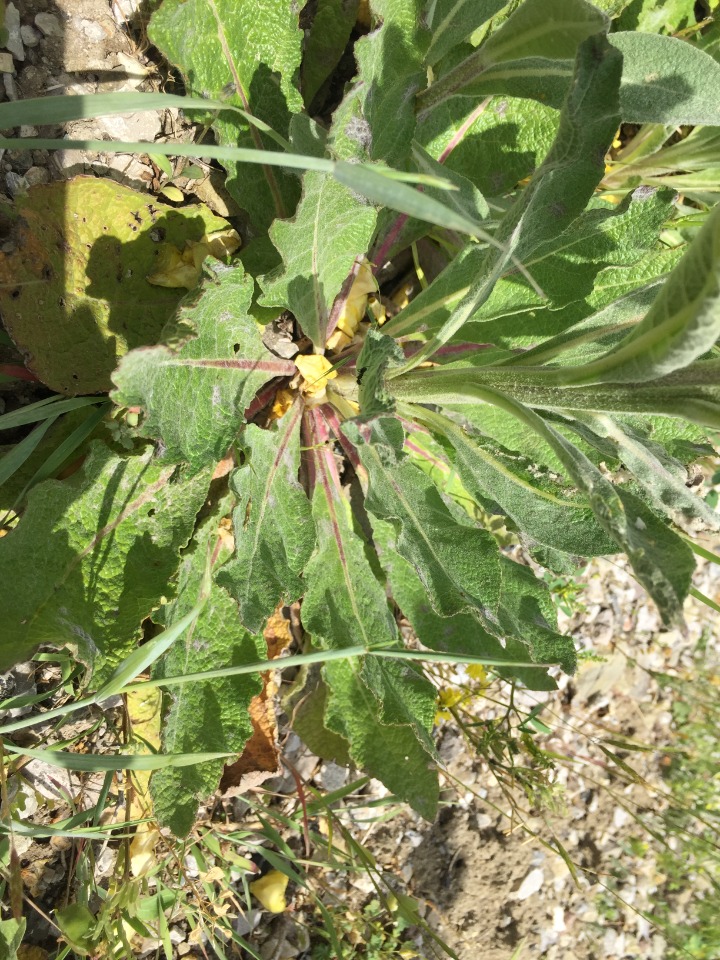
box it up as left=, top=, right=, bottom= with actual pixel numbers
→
left=343, top=416, right=502, bottom=620
left=112, top=263, right=294, bottom=472
left=217, top=403, right=315, bottom=634
left=372, top=518, right=562, bottom=690
left=151, top=501, right=264, bottom=837
left=302, top=412, right=438, bottom=816
left=259, top=172, right=377, bottom=347
left=0, top=442, right=210, bottom=677
left=415, top=408, right=617, bottom=556
left=149, top=0, right=303, bottom=231
left=453, top=389, right=695, bottom=623
left=612, top=32, right=720, bottom=126
left=0, top=179, right=229, bottom=395
left=302, top=0, right=359, bottom=107
left=424, top=0, right=506, bottom=66
left=557, top=204, right=720, bottom=385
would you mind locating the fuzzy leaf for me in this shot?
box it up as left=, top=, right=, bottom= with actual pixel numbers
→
left=612, top=32, right=720, bottom=126
left=352, top=0, right=428, bottom=165
left=559, top=204, right=720, bottom=385
left=424, top=0, right=506, bottom=66
left=302, top=0, right=359, bottom=107
left=420, top=410, right=617, bottom=556
left=564, top=413, right=720, bottom=534
left=302, top=416, right=438, bottom=816
left=259, top=172, right=377, bottom=347
left=112, top=262, right=295, bottom=473
left=151, top=501, right=264, bottom=838
left=417, top=0, right=608, bottom=114
left=357, top=327, right=405, bottom=417
left=476, top=391, right=695, bottom=623
left=148, top=0, right=303, bottom=231
left=217, top=404, right=315, bottom=634
left=0, top=179, right=229, bottom=395
left=0, top=442, right=211, bottom=677
left=372, top=518, right=562, bottom=690
left=343, top=416, right=502, bottom=620
left=416, top=96, right=559, bottom=200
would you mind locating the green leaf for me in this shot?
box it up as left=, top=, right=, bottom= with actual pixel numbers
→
left=351, top=0, right=428, bottom=165
left=372, top=518, right=563, bottom=690
left=554, top=204, right=720, bottom=385
left=612, top=32, right=720, bottom=126
left=455, top=389, right=695, bottom=623
left=148, top=0, right=304, bottom=231
left=424, top=0, right=506, bottom=66
left=411, top=140, right=489, bottom=222
left=0, top=442, right=211, bottom=677
left=322, top=657, right=440, bottom=819
left=112, top=262, right=294, bottom=472
left=416, top=95, right=559, bottom=199
left=417, top=0, right=608, bottom=115
left=302, top=410, right=438, bottom=817
left=302, top=0, right=359, bottom=107
left=415, top=407, right=617, bottom=556
left=401, top=31, right=622, bottom=367
left=0, top=179, right=230, bottom=395
left=0, top=919, right=25, bottom=960
left=3, top=743, right=231, bottom=771
left=259, top=171, right=377, bottom=347
left=151, top=499, right=264, bottom=837
left=342, top=416, right=502, bottom=620
left=564, top=412, right=720, bottom=534
left=357, top=327, right=406, bottom=417
left=216, top=403, right=315, bottom=634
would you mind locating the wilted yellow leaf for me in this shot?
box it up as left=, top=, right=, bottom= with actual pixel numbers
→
left=249, top=869, right=289, bottom=913
left=326, top=259, right=378, bottom=350
left=295, top=354, right=337, bottom=398
left=147, top=229, right=241, bottom=289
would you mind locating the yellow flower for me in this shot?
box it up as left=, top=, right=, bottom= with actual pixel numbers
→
left=467, top=663, right=488, bottom=686
left=434, top=687, right=464, bottom=723
left=295, top=354, right=337, bottom=399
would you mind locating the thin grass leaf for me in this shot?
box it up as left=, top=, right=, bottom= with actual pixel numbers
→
left=0, top=397, right=103, bottom=431
left=0, top=416, right=59, bottom=487
left=2, top=743, right=232, bottom=771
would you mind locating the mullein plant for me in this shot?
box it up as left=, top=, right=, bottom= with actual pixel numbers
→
left=1, top=0, right=720, bottom=833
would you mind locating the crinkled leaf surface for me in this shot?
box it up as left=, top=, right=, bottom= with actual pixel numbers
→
left=482, top=392, right=696, bottom=624
left=217, top=403, right=315, bottom=634
left=0, top=178, right=229, bottom=394
left=0, top=442, right=211, bottom=678
left=422, top=410, right=617, bottom=556
left=151, top=500, right=264, bottom=838
left=259, top=172, right=377, bottom=347
left=416, top=96, right=559, bottom=200
left=417, top=0, right=608, bottom=113
left=561, top=204, right=720, bottom=385
left=302, top=419, right=438, bottom=816
left=148, top=0, right=303, bottom=231
left=112, top=263, right=295, bottom=473
left=353, top=0, right=428, bottom=165
left=343, top=416, right=501, bottom=621
left=372, top=518, right=561, bottom=691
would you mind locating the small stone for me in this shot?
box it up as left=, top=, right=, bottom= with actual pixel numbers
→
left=3, top=72, right=17, bottom=100
left=80, top=18, right=107, bottom=42
left=34, top=13, right=63, bottom=38
left=20, top=25, right=41, bottom=48
left=4, top=4, right=24, bottom=61
left=19, top=125, right=39, bottom=138
left=5, top=171, right=26, bottom=196
left=24, top=166, right=50, bottom=187
left=511, top=867, right=544, bottom=901
left=0, top=52, right=15, bottom=74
